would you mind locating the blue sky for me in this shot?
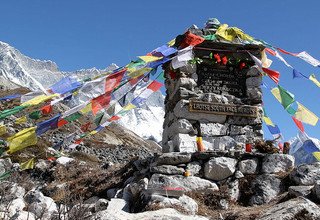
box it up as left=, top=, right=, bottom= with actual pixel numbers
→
left=0, top=0, right=319, bottom=140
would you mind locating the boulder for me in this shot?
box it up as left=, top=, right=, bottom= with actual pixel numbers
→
left=313, top=180, right=320, bottom=200
left=239, top=158, right=259, bottom=174
left=166, top=119, right=196, bottom=138
left=262, top=154, right=294, bottom=174
left=157, top=153, right=192, bottom=165
left=8, top=198, right=25, bottom=217
left=246, top=76, right=262, bottom=88
left=172, top=133, right=197, bottom=152
left=95, top=199, right=109, bottom=212
left=257, top=197, right=320, bottom=220
left=228, top=179, right=240, bottom=202
left=204, top=157, right=237, bottom=181
left=148, top=174, right=218, bottom=192
left=10, top=211, right=36, bottom=220
left=200, top=123, right=228, bottom=137
left=186, top=161, right=202, bottom=176
left=290, top=162, right=320, bottom=185
left=0, top=181, right=25, bottom=201
left=0, top=158, right=12, bottom=174
left=151, top=165, right=185, bottom=175
left=250, top=174, right=283, bottom=205
left=56, top=156, right=74, bottom=165
left=288, top=185, right=314, bottom=197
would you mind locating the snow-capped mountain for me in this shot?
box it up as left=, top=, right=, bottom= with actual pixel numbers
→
left=289, top=132, right=320, bottom=165
left=0, top=41, right=164, bottom=142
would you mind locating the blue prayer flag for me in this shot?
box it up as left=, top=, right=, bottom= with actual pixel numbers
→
left=267, top=124, right=281, bottom=135
left=302, top=140, right=320, bottom=154
left=293, top=69, right=308, bottom=79
left=50, top=77, right=81, bottom=95
left=36, top=114, right=61, bottom=136
left=0, top=94, right=21, bottom=101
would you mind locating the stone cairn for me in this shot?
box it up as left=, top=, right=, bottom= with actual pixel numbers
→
left=162, top=25, right=264, bottom=153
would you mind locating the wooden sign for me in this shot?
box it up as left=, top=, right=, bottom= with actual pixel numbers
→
left=189, top=100, right=258, bottom=118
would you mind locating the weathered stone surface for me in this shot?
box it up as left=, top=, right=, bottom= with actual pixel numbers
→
left=167, top=119, right=195, bottom=138
left=7, top=198, right=25, bottom=218
left=200, top=123, right=228, bottom=137
left=149, top=194, right=198, bottom=215
left=198, top=93, right=229, bottom=104
left=247, top=88, right=262, bottom=102
left=290, top=162, right=320, bottom=185
left=151, top=165, right=185, bottom=175
left=172, top=133, right=197, bottom=152
left=204, top=157, right=237, bottom=181
left=203, top=136, right=238, bottom=151
left=148, top=174, right=218, bottom=192
left=186, top=161, right=202, bottom=176
left=235, top=171, right=244, bottom=179
left=177, top=77, right=197, bottom=91
left=239, top=158, right=259, bottom=174
left=10, top=211, right=36, bottom=220
left=314, top=180, right=320, bottom=200
left=228, top=179, right=240, bottom=202
left=257, top=197, right=320, bottom=220
left=288, top=185, right=314, bottom=197
left=0, top=158, right=12, bottom=174
left=0, top=182, right=25, bottom=201
left=229, top=125, right=252, bottom=136
left=246, top=76, right=262, bottom=88
left=157, top=153, right=192, bottom=165
left=262, top=154, right=294, bottom=174
left=95, top=198, right=109, bottom=212
left=173, top=100, right=227, bottom=123
left=250, top=174, right=283, bottom=205
left=247, top=66, right=261, bottom=77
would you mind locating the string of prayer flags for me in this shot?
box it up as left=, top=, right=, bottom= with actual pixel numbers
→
left=271, top=85, right=295, bottom=109
left=216, top=24, right=254, bottom=42
left=20, top=158, right=35, bottom=170
left=36, top=114, right=60, bottom=136
left=292, top=116, right=305, bottom=133
left=15, top=116, right=27, bottom=125
left=0, top=94, right=21, bottom=101
left=0, top=124, right=7, bottom=136
left=0, top=106, right=27, bottom=120
left=262, top=68, right=280, bottom=84
left=20, top=91, right=44, bottom=103
left=21, top=94, right=58, bottom=107
left=64, top=112, right=82, bottom=123
left=7, top=127, right=37, bottom=154
left=309, top=74, right=320, bottom=87
left=50, top=77, right=81, bottom=95
left=293, top=102, right=319, bottom=126
left=277, top=48, right=320, bottom=67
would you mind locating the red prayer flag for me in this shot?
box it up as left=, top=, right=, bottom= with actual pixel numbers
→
left=292, top=116, right=305, bottom=132
left=277, top=48, right=297, bottom=56
left=75, top=139, right=83, bottom=145
left=91, top=93, right=112, bottom=115
left=108, top=115, right=121, bottom=121
left=147, top=81, right=163, bottom=92
left=105, top=68, right=126, bottom=93
left=57, top=119, right=68, bottom=127
left=180, top=31, right=205, bottom=48
left=262, top=68, right=280, bottom=84
left=41, top=105, right=52, bottom=115
left=80, top=122, right=91, bottom=132
left=265, top=48, right=276, bottom=56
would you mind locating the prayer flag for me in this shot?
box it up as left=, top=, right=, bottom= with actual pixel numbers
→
left=267, top=124, right=281, bottom=135
left=127, top=67, right=152, bottom=79
left=21, top=94, right=58, bottom=107
left=292, top=117, right=305, bottom=132
left=261, top=50, right=272, bottom=68
left=302, top=140, right=319, bottom=154
left=36, top=114, right=60, bottom=135
left=274, top=51, right=292, bottom=68
left=80, top=122, right=91, bottom=132
left=265, top=48, right=276, bottom=56
left=172, top=46, right=194, bottom=69
left=271, top=86, right=295, bottom=109
left=20, top=158, right=35, bottom=170
left=296, top=51, right=320, bottom=67
left=20, top=91, right=44, bottom=103
left=41, top=105, right=53, bottom=115
left=294, top=102, right=319, bottom=126
left=0, top=124, right=7, bottom=135
left=139, top=56, right=163, bottom=63
left=147, top=80, right=163, bottom=92
left=58, top=119, right=68, bottom=127
left=79, top=103, right=92, bottom=114
left=0, top=94, right=21, bottom=101
left=15, top=116, right=27, bottom=124
left=309, top=74, right=320, bottom=87
left=50, top=77, right=81, bottom=95
left=0, top=106, right=27, bottom=120
left=262, top=68, right=280, bottom=84
left=312, top=152, right=320, bottom=161
left=216, top=24, right=254, bottom=42
left=263, top=116, right=274, bottom=126
left=29, top=111, right=41, bottom=120
left=64, top=112, right=82, bottom=123
left=153, top=45, right=177, bottom=57
left=204, top=35, right=217, bottom=41
left=167, top=39, right=176, bottom=47
left=293, top=69, right=308, bottom=79
left=7, top=127, right=37, bottom=154
left=180, top=31, right=205, bottom=48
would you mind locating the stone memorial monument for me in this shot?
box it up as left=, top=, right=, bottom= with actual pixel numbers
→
left=162, top=25, right=264, bottom=153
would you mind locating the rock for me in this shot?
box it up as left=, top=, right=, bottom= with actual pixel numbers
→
left=167, top=119, right=196, bottom=137
left=257, top=197, right=320, bottom=220
left=95, top=199, right=109, bottom=212
left=262, top=154, right=294, bottom=174
left=200, top=123, right=228, bottom=137
left=8, top=198, right=25, bottom=217
left=290, top=162, right=320, bottom=185
left=247, top=88, right=262, bottom=103
left=176, top=78, right=197, bottom=91
left=219, top=199, right=229, bottom=210
left=10, top=211, right=36, bottom=220
left=204, top=157, right=237, bottom=181
left=35, top=159, right=50, bottom=172
left=186, top=161, right=202, bottom=176
left=288, top=185, right=314, bottom=197
left=149, top=194, right=198, bottom=215
left=203, top=136, right=238, bottom=151
left=25, top=189, right=58, bottom=218
left=235, top=171, right=244, bottom=179
left=227, top=179, right=240, bottom=202
left=246, top=76, right=262, bottom=88
left=157, top=153, right=192, bottom=165
left=56, top=156, right=74, bottom=165
left=172, top=133, right=197, bottom=152
left=229, top=125, right=252, bottom=136
left=239, top=158, right=259, bottom=174
left=314, top=180, right=320, bottom=200
left=84, top=196, right=100, bottom=204
left=0, top=158, right=12, bottom=174
left=151, top=165, right=185, bottom=175
left=250, top=174, right=283, bottom=205
left=148, top=174, right=218, bottom=192
left=0, top=181, right=25, bottom=201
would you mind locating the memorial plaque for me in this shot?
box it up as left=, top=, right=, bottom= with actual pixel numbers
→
left=189, top=100, right=258, bottom=118
left=197, top=63, right=246, bottom=97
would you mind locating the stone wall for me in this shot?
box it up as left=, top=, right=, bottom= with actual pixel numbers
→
left=162, top=33, right=264, bottom=153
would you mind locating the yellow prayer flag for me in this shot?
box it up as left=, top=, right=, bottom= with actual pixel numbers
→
left=271, top=87, right=281, bottom=103
left=263, top=116, right=275, bottom=126
left=89, top=130, right=98, bottom=135
left=15, top=116, right=27, bottom=125
left=309, top=74, right=320, bottom=87
left=138, top=56, right=162, bottom=63
left=20, top=158, right=35, bottom=170
left=313, top=152, right=320, bottom=161
left=167, top=38, right=176, bottom=47
left=294, top=102, right=319, bottom=126
left=127, top=67, right=153, bottom=79
left=80, top=103, right=92, bottom=114
left=7, top=127, right=37, bottom=154
left=21, top=94, right=58, bottom=106
left=261, top=50, right=272, bottom=68
left=123, top=103, right=136, bottom=111
left=216, top=24, right=254, bottom=42
left=0, top=124, right=7, bottom=136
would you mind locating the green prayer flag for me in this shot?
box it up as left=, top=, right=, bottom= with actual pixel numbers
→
left=65, top=112, right=82, bottom=122
left=0, top=170, right=12, bottom=181
left=278, top=85, right=295, bottom=109
left=158, top=71, right=165, bottom=81
left=204, top=35, right=217, bottom=41
left=29, top=111, right=41, bottom=120
left=286, top=105, right=297, bottom=115
left=94, top=112, right=104, bottom=126
left=0, top=106, right=27, bottom=119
